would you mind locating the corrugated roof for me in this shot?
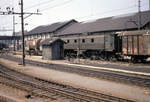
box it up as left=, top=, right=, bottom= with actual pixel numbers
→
left=58, top=10, right=150, bottom=35
left=26, top=19, right=77, bottom=35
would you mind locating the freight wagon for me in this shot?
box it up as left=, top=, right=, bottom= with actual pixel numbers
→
left=119, top=30, right=150, bottom=62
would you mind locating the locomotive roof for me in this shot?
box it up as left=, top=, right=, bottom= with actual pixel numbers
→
left=58, top=10, right=150, bottom=35
left=26, top=19, right=77, bottom=35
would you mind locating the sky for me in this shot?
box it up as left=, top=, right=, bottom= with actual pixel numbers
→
left=0, top=0, right=149, bottom=35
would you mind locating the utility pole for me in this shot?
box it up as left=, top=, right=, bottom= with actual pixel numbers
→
left=13, top=8, right=16, bottom=52
left=138, top=0, right=141, bottom=30
left=77, top=34, right=80, bottom=63
left=0, top=2, right=41, bottom=66
left=20, top=0, right=25, bottom=66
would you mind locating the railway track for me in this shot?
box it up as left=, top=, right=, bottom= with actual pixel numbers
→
left=0, top=63, right=136, bottom=102
left=1, top=55, right=150, bottom=89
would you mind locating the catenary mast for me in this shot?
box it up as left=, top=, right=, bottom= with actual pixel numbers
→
left=138, top=0, right=141, bottom=30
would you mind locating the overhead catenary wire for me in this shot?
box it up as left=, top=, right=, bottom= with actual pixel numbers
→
left=40, top=0, right=73, bottom=12
left=0, top=0, right=14, bottom=35
left=40, top=0, right=145, bottom=21
left=33, top=2, right=146, bottom=26
left=24, top=0, right=56, bottom=10
left=74, top=2, right=148, bottom=21
left=69, top=5, right=138, bottom=20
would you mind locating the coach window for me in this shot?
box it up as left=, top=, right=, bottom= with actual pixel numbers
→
left=82, top=39, right=85, bottom=43
left=74, top=39, right=77, bottom=43
left=91, top=38, right=94, bottom=43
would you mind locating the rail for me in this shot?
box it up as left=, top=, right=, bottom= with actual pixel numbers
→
left=0, top=64, right=136, bottom=102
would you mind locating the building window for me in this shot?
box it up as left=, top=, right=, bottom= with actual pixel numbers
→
left=74, top=39, right=77, bottom=43
left=82, top=39, right=85, bottom=43
left=67, top=40, right=69, bottom=43
left=91, top=38, right=94, bottom=43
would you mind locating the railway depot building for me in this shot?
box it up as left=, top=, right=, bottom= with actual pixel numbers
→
left=58, top=10, right=150, bottom=36
left=25, top=10, right=150, bottom=41
left=25, top=19, right=77, bottom=41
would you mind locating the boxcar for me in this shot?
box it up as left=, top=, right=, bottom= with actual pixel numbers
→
left=119, top=30, right=150, bottom=62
